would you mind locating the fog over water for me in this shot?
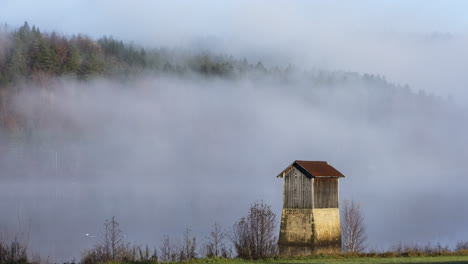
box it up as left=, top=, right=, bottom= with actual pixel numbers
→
left=1, top=0, right=468, bottom=261
left=1, top=75, right=468, bottom=260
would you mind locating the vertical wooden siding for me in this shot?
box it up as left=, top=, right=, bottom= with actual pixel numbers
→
left=283, top=167, right=313, bottom=209
left=313, top=178, right=338, bottom=208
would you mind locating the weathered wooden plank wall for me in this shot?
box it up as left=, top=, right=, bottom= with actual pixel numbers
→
left=313, top=178, right=338, bottom=208
left=283, top=167, right=313, bottom=208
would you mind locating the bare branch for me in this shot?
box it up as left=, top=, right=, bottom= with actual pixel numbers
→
left=341, top=200, right=367, bottom=252
left=229, top=201, right=277, bottom=259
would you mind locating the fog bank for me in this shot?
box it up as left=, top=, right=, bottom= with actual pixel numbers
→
left=1, top=75, right=467, bottom=260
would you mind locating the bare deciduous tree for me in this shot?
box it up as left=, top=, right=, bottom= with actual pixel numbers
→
left=103, top=216, right=124, bottom=260
left=0, top=237, right=28, bottom=264
left=159, top=235, right=176, bottom=262
left=230, top=216, right=250, bottom=258
left=456, top=241, right=468, bottom=251
left=203, top=222, right=230, bottom=258
left=179, top=228, right=197, bottom=261
left=341, top=200, right=367, bottom=252
left=229, top=201, right=277, bottom=259
left=82, top=216, right=139, bottom=264
left=136, top=244, right=158, bottom=262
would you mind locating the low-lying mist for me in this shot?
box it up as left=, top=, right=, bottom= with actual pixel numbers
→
left=1, top=73, right=468, bottom=260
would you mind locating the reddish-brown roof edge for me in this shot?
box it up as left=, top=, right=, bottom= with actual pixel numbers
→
left=277, top=160, right=345, bottom=178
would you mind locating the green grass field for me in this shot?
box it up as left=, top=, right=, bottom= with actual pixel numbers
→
left=273, top=256, right=468, bottom=264
left=184, top=256, right=468, bottom=264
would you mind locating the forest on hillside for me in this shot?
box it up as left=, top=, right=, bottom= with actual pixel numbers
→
left=0, top=22, right=273, bottom=84
left=0, top=22, right=453, bottom=140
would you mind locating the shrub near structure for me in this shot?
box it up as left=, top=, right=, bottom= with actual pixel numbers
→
left=0, top=238, right=29, bottom=264
left=229, top=202, right=278, bottom=260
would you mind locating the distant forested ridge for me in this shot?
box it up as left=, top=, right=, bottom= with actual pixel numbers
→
left=1, top=22, right=424, bottom=86
left=0, top=22, right=276, bottom=84
left=0, top=22, right=454, bottom=138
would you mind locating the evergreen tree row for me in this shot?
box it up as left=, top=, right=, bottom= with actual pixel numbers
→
left=0, top=22, right=284, bottom=86
left=0, top=22, right=451, bottom=138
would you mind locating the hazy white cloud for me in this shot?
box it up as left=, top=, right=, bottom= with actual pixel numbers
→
left=1, top=74, right=468, bottom=260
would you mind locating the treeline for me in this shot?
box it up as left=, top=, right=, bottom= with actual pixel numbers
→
left=1, top=22, right=454, bottom=138
left=2, top=201, right=468, bottom=264
left=0, top=22, right=107, bottom=83
left=81, top=202, right=277, bottom=264
left=1, top=22, right=429, bottom=88
left=0, top=22, right=277, bottom=85
left=0, top=201, right=278, bottom=264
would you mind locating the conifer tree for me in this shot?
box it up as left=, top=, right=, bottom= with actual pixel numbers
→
left=79, top=52, right=104, bottom=78
left=7, top=41, right=28, bottom=81
left=48, top=43, right=59, bottom=73
left=62, top=45, right=81, bottom=74
left=17, top=21, right=30, bottom=42
left=32, top=39, right=54, bottom=72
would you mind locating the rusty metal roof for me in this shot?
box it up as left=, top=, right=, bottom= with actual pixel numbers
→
left=277, top=160, right=345, bottom=178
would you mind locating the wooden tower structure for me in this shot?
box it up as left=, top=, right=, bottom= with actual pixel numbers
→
left=277, top=160, right=345, bottom=256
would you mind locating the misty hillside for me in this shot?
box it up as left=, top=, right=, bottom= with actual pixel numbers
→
left=0, top=22, right=276, bottom=83
left=2, top=21, right=468, bottom=261
left=0, top=22, right=455, bottom=137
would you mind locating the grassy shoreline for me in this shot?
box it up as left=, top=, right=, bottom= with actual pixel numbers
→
left=181, top=255, right=468, bottom=264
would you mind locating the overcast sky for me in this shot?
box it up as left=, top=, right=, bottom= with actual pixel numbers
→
left=2, top=0, right=468, bottom=102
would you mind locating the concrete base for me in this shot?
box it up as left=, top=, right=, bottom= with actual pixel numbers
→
left=279, top=208, right=341, bottom=256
